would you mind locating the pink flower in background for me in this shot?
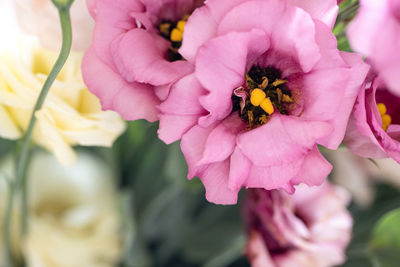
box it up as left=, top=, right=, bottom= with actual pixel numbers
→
left=159, top=0, right=369, bottom=204
left=345, top=72, right=400, bottom=163
left=82, top=0, right=202, bottom=121
left=347, top=0, right=400, bottom=96
left=244, top=182, right=352, bottom=267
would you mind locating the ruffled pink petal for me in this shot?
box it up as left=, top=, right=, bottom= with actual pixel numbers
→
left=110, top=29, right=194, bottom=86
left=196, top=29, right=269, bottom=126
left=181, top=120, right=241, bottom=205
left=86, top=0, right=97, bottom=18
left=198, top=115, right=245, bottom=165
left=179, top=7, right=217, bottom=64
left=245, top=231, right=276, bottom=267
left=289, top=146, right=332, bottom=186
left=245, top=159, right=304, bottom=191
left=358, top=81, right=400, bottom=162
left=270, top=5, right=320, bottom=73
left=373, top=17, right=400, bottom=95
left=142, top=0, right=196, bottom=21
left=158, top=74, right=207, bottom=144
left=373, top=124, right=400, bottom=163
left=158, top=74, right=205, bottom=115
left=298, top=22, right=352, bottom=144
left=237, top=115, right=332, bottom=166
left=217, top=0, right=285, bottom=36
left=317, top=51, right=370, bottom=149
left=387, top=125, right=400, bottom=139
left=92, top=0, right=143, bottom=68
left=82, top=48, right=159, bottom=121
left=347, top=0, right=387, bottom=56
left=344, top=85, right=388, bottom=158
left=158, top=115, right=199, bottom=144
left=180, top=123, right=216, bottom=178
left=287, top=0, right=338, bottom=29
left=197, top=160, right=239, bottom=205
left=180, top=0, right=253, bottom=62
left=229, top=147, right=251, bottom=192
left=347, top=0, right=400, bottom=95
left=216, top=1, right=320, bottom=72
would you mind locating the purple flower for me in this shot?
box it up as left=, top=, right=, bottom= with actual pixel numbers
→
left=244, top=182, right=352, bottom=267
left=347, top=0, right=400, bottom=96
left=158, top=0, right=369, bottom=204
left=345, top=72, right=400, bottom=163
left=82, top=0, right=202, bottom=121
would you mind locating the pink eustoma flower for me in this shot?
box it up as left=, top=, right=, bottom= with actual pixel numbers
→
left=347, top=0, right=400, bottom=96
left=345, top=72, right=400, bottom=163
left=82, top=0, right=202, bottom=121
left=244, top=182, right=352, bottom=267
left=159, top=0, right=369, bottom=204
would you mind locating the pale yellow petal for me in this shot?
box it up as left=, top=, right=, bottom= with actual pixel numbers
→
left=0, top=105, right=21, bottom=139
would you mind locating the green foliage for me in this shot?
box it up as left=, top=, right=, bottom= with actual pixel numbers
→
left=369, top=209, right=400, bottom=267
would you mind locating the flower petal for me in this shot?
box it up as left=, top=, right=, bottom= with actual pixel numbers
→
left=196, top=29, right=269, bottom=126
left=82, top=48, right=159, bottom=121
left=110, top=29, right=193, bottom=86
left=197, top=160, right=239, bottom=205
left=91, top=0, right=143, bottom=68
left=237, top=115, right=332, bottom=166
left=287, top=0, right=338, bottom=29
left=290, top=146, right=332, bottom=186
left=158, top=114, right=199, bottom=144
left=317, top=51, right=370, bottom=149
left=198, top=115, right=245, bottom=165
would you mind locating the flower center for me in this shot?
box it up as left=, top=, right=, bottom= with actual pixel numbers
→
left=232, top=66, right=294, bottom=129
left=158, top=14, right=189, bottom=62
left=377, top=103, right=392, bottom=131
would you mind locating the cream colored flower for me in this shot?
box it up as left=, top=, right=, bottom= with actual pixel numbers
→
left=0, top=43, right=126, bottom=165
left=14, top=0, right=93, bottom=51
left=0, top=151, right=122, bottom=267
left=326, top=147, right=400, bottom=207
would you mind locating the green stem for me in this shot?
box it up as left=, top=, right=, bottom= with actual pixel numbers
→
left=17, top=7, right=72, bottom=236
left=2, top=5, right=73, bottom=266
left=3, top=181, right=15, bottom=267
left=337, top=1, right=360, bottom=22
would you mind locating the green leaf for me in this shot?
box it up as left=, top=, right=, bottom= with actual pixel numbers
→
left=369, top=208, right=400, bottom=267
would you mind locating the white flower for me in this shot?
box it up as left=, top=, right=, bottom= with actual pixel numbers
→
left=326, top=147, right=400, bottom=207
left=0, top=151, right=122, bottom=267
left=0, top=42, right=126, bottom=165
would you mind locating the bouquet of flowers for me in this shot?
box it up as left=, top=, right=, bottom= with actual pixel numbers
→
left=0, top=0, right=400, bottom=266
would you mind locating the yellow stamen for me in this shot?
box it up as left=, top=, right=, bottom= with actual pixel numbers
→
left=248, top=110, right=254, bottom=128
left=260, top=97, right=274, bottom=115
left=159, top=23, right=171, bottom=36
left=271, top=79, right=287, bottom=87
left=250, top=89, right=266, bottom=106
left=276, top=88, right=283, bottom=103
left=282, top=94, right=294, bottom=103
left=382, top=114, right=392, bottom=131
left=170, top=28, right=183, bottom=42
left=259, top=114, right=268, bottom=124
left=176, top=20, right=186, bottom=31
left=259, top=77, right=268, bottom=89
left=377, top=103, right=387, bottom=116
